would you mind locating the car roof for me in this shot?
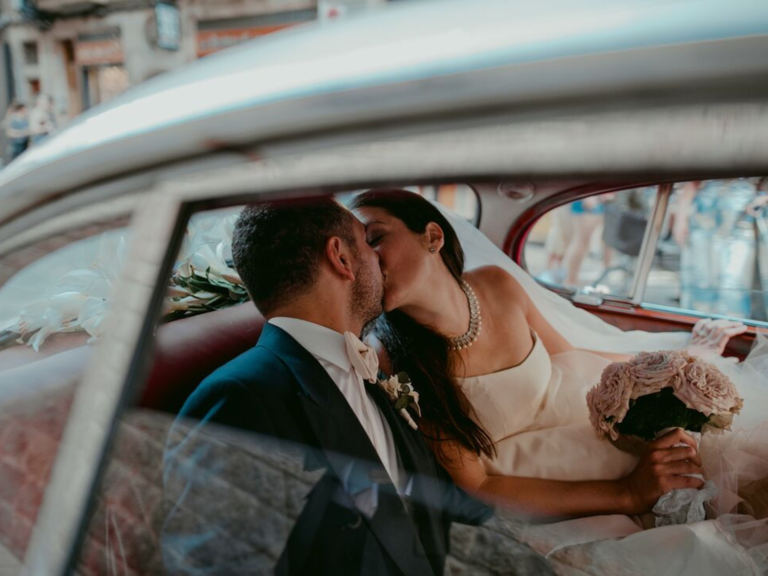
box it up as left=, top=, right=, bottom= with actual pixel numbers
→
left=1, top=0, right=767, bottom=219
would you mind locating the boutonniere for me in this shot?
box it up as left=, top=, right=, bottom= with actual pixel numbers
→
left=378, top=372, right=421, bottom=430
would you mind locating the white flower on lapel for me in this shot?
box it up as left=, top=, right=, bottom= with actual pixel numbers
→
left=377, top=372, right=421, bottom=430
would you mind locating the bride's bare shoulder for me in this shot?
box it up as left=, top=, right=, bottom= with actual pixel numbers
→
left=465, top=265, right=525, bottom=297
left=464, top=266, right=530, bottom=321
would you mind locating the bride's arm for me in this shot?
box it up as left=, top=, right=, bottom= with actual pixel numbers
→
left=439, top=442, right=631, bottom=520
left=432, top=429, right=704, bottom=521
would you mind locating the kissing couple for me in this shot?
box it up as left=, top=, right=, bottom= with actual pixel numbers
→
left=164, top=190, right=768, bottom=575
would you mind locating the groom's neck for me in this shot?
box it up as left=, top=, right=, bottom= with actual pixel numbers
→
left=267, top=289, right=362, bottom=337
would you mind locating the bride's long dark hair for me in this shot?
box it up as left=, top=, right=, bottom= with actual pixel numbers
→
left=350, top=190, right=496, bottom=459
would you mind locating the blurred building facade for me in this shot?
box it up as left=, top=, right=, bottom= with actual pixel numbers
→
left=0, top=0, right=384, bottom=138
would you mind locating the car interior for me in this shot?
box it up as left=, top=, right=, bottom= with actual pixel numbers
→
left=1, top=177, right=766, bottom=574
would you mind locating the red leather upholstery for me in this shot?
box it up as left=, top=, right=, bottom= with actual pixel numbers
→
left=140, top=303, right=265, bottom=414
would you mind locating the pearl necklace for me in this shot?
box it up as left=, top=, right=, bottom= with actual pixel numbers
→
left=448, top=280, right=482, bottom=351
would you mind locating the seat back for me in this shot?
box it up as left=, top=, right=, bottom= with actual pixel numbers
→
left=140, top=304, right=265, bottom=413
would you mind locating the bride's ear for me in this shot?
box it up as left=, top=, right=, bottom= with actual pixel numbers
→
left=425, top=222, right=445, bottom=253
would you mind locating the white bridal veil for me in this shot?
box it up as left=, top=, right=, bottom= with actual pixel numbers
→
left=436, top=203, right=692, bottom=354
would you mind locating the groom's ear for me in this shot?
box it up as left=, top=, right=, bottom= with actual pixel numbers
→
left=326, top=236, right=356, bottom=281
left=425, top=222, right=445, bottom=252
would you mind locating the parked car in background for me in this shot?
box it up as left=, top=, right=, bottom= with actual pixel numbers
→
left=0, top=0, right=766, bottom=574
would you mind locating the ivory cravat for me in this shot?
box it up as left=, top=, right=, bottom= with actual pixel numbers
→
left=344, top=331, right=380, bottom=383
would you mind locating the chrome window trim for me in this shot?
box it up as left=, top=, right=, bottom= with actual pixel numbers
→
left=630, top=183, right=672, bottom=305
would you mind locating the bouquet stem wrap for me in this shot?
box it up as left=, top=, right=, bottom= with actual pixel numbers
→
left=652, top=428, right=718, bottom=526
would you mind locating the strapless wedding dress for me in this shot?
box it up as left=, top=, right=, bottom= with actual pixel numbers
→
left=458, top=332, right=768, bottom=575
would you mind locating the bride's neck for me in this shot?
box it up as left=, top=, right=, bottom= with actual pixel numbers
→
left=399, top=270, right=470, bottom=339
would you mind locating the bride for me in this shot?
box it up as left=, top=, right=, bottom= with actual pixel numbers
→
left=351, top=189, right=768, bottom=573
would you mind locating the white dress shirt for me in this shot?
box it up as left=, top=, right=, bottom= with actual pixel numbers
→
left=269, top=317, right=406, bottom=492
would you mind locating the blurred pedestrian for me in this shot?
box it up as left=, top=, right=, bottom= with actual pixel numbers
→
left=540, top=204, right=574, bottom=284
left=593, top=187, right=653, bottom=293
left=562, top=195, right=611, bottom=286
left=2, top=100, right=29, bottom=162
left=28, top=94, right=57, bottom=146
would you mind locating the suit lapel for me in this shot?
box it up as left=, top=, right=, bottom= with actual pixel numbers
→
left=368, top=381, right=446, bottom=561
left=257, top=324, right=435, bottom=576
left=367, top=383, right=434, bottom=481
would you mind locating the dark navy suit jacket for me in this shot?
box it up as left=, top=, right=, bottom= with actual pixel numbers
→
left=162, top=323, right=493, bottom=576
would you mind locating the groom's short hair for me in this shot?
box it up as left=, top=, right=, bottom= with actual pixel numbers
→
left=232, top=197, right=358, bottom=315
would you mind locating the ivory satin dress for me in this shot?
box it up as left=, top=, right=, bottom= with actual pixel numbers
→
left=457, top=331, right=768, bottom=574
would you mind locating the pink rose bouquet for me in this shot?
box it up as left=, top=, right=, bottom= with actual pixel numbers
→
left=587, top=350, right=743, bottom=443
left=587, top=350, right=743, bottom=526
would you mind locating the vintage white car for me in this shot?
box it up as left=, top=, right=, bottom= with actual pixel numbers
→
left=0, top=0, right=767, bottom=574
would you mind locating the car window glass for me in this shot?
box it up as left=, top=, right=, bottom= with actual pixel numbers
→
left=78, top=193, right=549, bottom=576
left=644, top=177, right=768, bottom=324
left=524, top=187, right=657, bottom=299
left=0, top=215, right=131, bottom=573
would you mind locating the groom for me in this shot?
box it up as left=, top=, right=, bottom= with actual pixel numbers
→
left=162, top=197, right=495, bottom=575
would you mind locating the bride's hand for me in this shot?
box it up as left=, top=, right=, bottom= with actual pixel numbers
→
left=688, top=318, right=747, bottom=357
left=618, top=428, right=704, bottom=515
